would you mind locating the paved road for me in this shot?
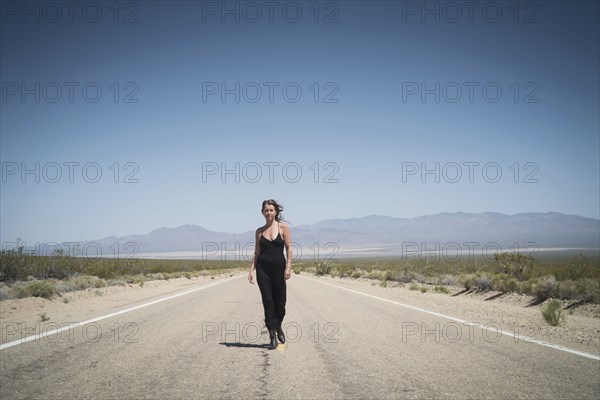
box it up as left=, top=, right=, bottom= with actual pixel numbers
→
left=1, top=275, right=598, bottom=399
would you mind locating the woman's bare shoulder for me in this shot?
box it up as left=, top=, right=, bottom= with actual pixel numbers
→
left=279, top=223, right=291, bottom=232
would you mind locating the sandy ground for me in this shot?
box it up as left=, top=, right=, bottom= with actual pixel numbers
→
left=1, top=272, right=599, bottom=355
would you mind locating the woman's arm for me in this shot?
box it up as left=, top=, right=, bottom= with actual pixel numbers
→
left=248, top=228, right=261, bottom=284
left=282, top=224, right=293, bottom=280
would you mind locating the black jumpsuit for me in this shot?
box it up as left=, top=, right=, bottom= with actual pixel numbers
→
left=256, top=223, right=287, bottom=331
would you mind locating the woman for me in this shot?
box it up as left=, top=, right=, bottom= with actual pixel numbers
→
left=248, top=199, right=292, bottom=350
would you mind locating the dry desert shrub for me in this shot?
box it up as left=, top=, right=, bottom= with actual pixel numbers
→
left=25, top=280, right=56, bottom=299
left=541, top=299, right=565, bottom=326
left=532, top=275, right=559, bottom=301
left=491, top=273, right=519, bottom=292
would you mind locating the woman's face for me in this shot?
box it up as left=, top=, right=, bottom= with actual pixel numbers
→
left=262, top=204, right=277, bottom=221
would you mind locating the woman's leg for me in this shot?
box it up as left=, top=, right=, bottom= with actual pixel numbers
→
left=272, top=273, right=287, bottom=325
left=256, top=266, right=278, bottom=330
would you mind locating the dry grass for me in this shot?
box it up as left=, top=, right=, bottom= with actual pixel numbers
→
left=0, top=249, right=245, bottom=300
left=294, top=253, right=599, bottom=303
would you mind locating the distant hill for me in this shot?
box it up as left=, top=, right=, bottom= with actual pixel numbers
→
left=76, top=212, right=599, bottom=257
left=292, top=212, right=599, bottom=247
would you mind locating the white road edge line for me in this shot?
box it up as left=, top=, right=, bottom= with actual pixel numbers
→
left=0, top=275, right=243, bottom=351
left=301, top=276, right=600, bottom=362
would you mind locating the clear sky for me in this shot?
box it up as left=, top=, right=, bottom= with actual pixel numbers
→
left=1, top=0, right=599, bottom=244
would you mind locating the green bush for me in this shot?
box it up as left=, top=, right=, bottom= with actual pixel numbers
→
left=461, top=274, right=495, bottom=291
left=541, top=299, right=564, bottom=326
left=463, top=274, right=477, bottom=290
left=556, top=280, right=578, bottom=301
left=350, top=270, right=362, bottom=279
left=397, top=273, right=413, bottom=284
left=434, top=286, right=449, bottom=294
left=575, top=278, right=600, bottom=303
left=368, top=270, right=382, bottom=280
left=26, top=280, right=56, bottom=299
left=439, top=275, right=456, bottom=286
left=494, top=252, right=536, bottom=280
left=532, top=275, right=558, bottom=301
left=334, top=264, right=353, bottom=278
left=565, top=254, right=593, bottom=280
left=134, top=276, right=146, bottom=286
left=315, top=262, right=334, bottom=276
left=68, top=275, right=105, bottom=291
left=491, top=273, right=518, bottom=292
left=384, top=270, right=395, bottom=281
left=1, top=249, right=37, bottom=281
left=553, top=278, right=600, bottom=303
left=475, top=276, right=492, bottom=291
left=518, top=279, right=534, bottom=295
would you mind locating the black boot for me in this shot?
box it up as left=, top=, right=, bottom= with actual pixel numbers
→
left=268, top=329, right=278, bottom=350
left=276, top=323, right=285, bottom=344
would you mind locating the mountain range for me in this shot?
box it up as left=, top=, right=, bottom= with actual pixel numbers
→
left=77, top=212, right=599, bottom=258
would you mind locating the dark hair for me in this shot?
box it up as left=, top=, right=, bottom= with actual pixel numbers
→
left=261, top=199, right=284, bottom=222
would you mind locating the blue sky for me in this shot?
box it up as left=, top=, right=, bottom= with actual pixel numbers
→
left=1, top=0, right=599, bottom=244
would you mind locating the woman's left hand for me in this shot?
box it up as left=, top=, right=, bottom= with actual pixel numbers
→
left=284, top=267, right=292, bottom=280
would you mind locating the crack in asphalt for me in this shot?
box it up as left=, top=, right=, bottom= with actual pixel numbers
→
left=257, top=350, right=270, bottom=399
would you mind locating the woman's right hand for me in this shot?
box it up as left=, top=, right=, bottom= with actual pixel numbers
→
left=248, top=271, right=254, bottom=284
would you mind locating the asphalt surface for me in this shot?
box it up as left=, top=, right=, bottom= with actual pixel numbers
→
left=1, top=274, right=598, bottom=399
